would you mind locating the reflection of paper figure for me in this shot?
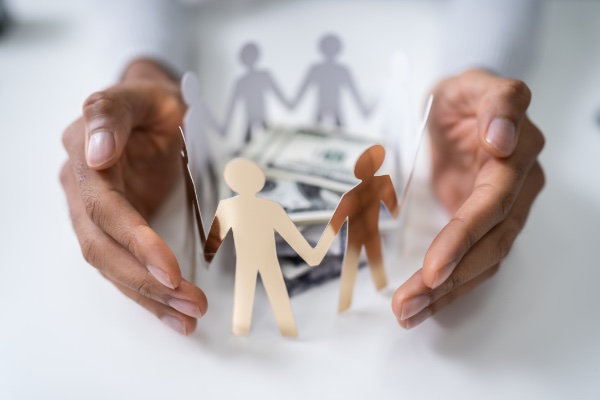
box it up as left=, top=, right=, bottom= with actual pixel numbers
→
left=380, top=52, right=414, bottom=187
left=204, top=159, right=320, bottom=337
left=223, top=43, right=291, bottom=145
left=181, top=72, right=222, bottom=213
left=316, top=145, right=399, bottom=313
left=292, top=34, right=372, bottom=127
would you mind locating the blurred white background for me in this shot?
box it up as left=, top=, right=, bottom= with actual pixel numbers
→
left=0, top=1, right=599, bottom=399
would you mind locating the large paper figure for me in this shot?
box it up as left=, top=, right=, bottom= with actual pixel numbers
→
left=292, top=34, right=372, bottom=127
left=203, top=159, right=321, bottom=337
left=316, top=145, right=400, bottom=313
left=223, top=43, right=291, bottom=144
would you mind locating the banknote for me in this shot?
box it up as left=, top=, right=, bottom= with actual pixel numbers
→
left=282, top=255, right=366, bottom=297
left=257, top=178, right=342, bottom=224
left=242, top=126, right=386, bottom=192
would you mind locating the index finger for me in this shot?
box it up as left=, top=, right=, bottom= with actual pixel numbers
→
left=63, top=118, right=183, bottom=289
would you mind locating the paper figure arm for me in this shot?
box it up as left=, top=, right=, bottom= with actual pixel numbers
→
left=267, top=73, right=292, bottom=110
left=381, top=175, right=400, bottom=219
left=273, top=205, right=320, bottom=267
left=344, top=68, right=372, bottom=117
left=203, top=201, right=232, bottom=264
left=290, top=66, right=315, bottom=109
left=313, top=196, right=350, bottom=262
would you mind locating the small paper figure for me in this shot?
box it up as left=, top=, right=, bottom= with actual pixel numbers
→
left=316, top=145, right=400, bottom=313
left=204, top=159, right=321, bottom=337
left=223, top=42, right=292, bottom=145
left=181, top=72, right=222, bottom=211
left=292, top=33, right=372, bottom=127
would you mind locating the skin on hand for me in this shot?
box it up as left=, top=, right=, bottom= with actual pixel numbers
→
left=60, top=59, right=208, bottom=335
left=391, top=69, right=545, bottom=329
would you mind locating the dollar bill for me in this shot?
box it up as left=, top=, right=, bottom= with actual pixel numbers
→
left=242, top=126, right=386, bottom=192
left=281, top=255, right=366, bottom=297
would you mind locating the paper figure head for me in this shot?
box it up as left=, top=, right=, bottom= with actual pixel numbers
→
left=240, top=42, right=260, bottom=68
left=319, top=34, right=342, bottom=60
left=354, top=144, right=385, bottom=180
left=181, top=72, right=199, bottom=106
left=224, top=158, right=265, bottom=195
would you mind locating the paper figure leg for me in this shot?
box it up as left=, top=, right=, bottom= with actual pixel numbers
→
left=232, top=264, right=258, bottom=336
left=364, top=233, right=387, bottom=291
left=260, top=264, right=298, bottom=337
left=338, top=239, right=361, bottom=313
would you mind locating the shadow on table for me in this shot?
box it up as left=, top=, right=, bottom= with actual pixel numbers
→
left=427, top=178, right=600, bottom=382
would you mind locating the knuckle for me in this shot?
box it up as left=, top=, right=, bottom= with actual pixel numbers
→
left=82, top=91, right=123, bottom=120
left=80, top=236, right=100, bottom=267
left=116, top=225, right=139, bottom=257
left=533, top=126, right=546, bottom=155
left=59, top=163, right=70, bottom=189
left=496, top=234, right=513, bottom=260
left=500, top=191, right=516, bottom=220
left=134, top=278, right=153, bottom=298
left=82, top=192, right=106, bottom=226
left=445, top=270, right=467, bottom=293
left=502, top=79, right=532, bottom=108
left=448, top=216, right=477, bottom=248
left=131, top=275, right=165, bottom=303
left=535, top=163, right=546, bottom=191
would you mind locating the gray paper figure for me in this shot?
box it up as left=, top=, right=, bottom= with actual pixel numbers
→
left=181, top=72, right=221, bottom=216
left=223, top=42, right=291, bottom=144
left=292, top=34, right=372, bottom=127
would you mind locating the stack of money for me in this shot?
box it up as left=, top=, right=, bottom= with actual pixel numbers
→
left=238, top=126, right=397, bottom=296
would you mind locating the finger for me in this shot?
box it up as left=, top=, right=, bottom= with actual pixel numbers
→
left=422, top=123, right=545, bottom=289
left=466, top=72, right=532, bottom=157
left=60, top=162, right=208, bottom=317
left=81, top=81, right=180, bottom=169
left=392, top=163, right=545, bottom=325
left=398, top=264, right=499, bottom=330
left=102, top=272, right=198, bottom=335
left=62, top=120, right=183, bottom=289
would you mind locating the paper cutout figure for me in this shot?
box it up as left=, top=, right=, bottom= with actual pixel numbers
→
left=315, top=145, right=400, bottom=313
left=292, top=34, right=372, bottom=127
left=223, top=43, right=291, bottom=144
left=179, top=127, right=207, bottom=282
left=203, top=159, right=321, bottom=337
left=181, top=71, right=222, bottom=198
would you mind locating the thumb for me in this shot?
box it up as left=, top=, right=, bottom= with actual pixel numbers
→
left=82, top=84, right=159, bottom=169
left=477, top=78, right=532, bottom=158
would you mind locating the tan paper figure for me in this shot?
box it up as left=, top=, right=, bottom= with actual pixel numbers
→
left=315, top=145, right=400, bottom=313
left=204, top=159, right=321, bottom=337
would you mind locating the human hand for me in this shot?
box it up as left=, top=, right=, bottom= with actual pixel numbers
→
left=60, top=60, right=208, bottom=335
left=392, top=69, right=545, bottom=329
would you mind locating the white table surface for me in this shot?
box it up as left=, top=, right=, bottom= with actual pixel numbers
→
left=1, top=1, right=599, bottom=399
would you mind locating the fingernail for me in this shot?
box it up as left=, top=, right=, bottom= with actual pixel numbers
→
left=405, top=308, right=433, bottom=330
left=486, top=118, right=516, bottom=155
left=147, top=265, right=175, bottom=289
left=400, top=294, right=431, bottom=321
left=432, top=260, right=457, bottom=289
left=160, top=315, right=187, bottom=335
left=168, top=298, right=202, bottom=318
left=87, top=130, right=115, bottom=167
